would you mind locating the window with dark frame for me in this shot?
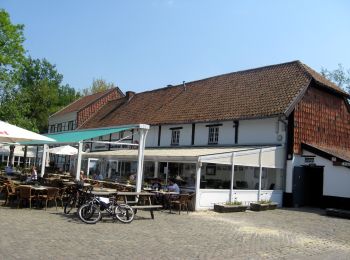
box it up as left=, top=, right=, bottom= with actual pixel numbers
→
left=49, top=125, right=56, bottom=133
left=68, top=120, right=74, bottom=131
left=208, top=126, right=219, bottom=144
left=56, top=123, right=62, bottom=132
left=171, top=129, right=180, bottom=146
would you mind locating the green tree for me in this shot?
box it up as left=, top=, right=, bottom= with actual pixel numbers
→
left=82, top=78, right=116, bottom=96
left=17, top=57, right=80, bottom=132
left=321, top=64, right=350, bottom=93
left=0, top=9, right=26, bottom=102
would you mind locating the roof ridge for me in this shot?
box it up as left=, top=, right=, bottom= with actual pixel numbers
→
left=296, top=61, right=349, bottom=96
left=78, top=87, right=122, bottom=112
left=133, top=60, right=302, bottom=96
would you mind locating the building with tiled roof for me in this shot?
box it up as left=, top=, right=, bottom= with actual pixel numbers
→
left=48, top=87, right=124, bottom=133
left=48, top=61, right=350, bottom=211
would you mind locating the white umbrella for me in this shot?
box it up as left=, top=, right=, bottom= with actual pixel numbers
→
left=47, top=145, right=78, bottom=155
left=0, top=120, right=55, bottom=143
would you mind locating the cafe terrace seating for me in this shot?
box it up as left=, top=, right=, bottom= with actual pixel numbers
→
left=170, top=193, right=195, bottom=215
left=17, top=186, right=36, bottom=209
left=37, top=188, right=59, bottom=210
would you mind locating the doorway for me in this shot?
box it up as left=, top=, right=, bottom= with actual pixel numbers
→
left=292, top=166, right=324, bottom=207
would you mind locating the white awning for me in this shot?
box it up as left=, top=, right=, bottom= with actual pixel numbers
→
left=199, top=146, right=285, bottom=168
left=84, top=146, right=285, bottom=168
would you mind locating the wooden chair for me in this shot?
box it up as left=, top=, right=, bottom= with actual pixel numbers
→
left=56, top=187, right=67, bottom=208
left=17, top=186, right=35, bottom=209
left=37, top=188, right=59, bottom=210
left=170, top=193, right=193, bottom=214
left=1, top=183, right=17, bottom=206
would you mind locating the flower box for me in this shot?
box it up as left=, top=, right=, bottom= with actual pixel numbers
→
left=214, top=204, right=248, bottom=213
left=250, top=202, right=278, bottom=211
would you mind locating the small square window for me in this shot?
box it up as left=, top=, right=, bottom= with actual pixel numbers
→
left=171, top=130, right=180, bottom=146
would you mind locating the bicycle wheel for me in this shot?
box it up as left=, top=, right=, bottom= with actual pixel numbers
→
left=115, top=204, right=134, bottom=223
left=64, top=195, right=76, bottom=214
left=78, top=204, right=101, bottom=224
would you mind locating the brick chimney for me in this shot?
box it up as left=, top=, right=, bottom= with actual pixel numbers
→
left=125, top=91, right=135, bottom=101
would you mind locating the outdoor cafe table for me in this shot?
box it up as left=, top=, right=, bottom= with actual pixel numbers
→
left=64, top=182, right=91, bottom=187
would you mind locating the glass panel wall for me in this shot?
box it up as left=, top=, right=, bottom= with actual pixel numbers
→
left=200, top=164, right=285, bottom=190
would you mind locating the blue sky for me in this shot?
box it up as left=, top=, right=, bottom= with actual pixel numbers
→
left=2, top=0, right=350, bottom=93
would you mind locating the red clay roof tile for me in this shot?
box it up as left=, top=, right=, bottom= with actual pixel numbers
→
left=79, top=61, right=348, bottom=129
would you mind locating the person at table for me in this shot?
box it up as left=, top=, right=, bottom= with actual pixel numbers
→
left=167, top=179, right=180, bottom=193
left=97, top=172, right=103, bottom=180
left=151, top=178, right=162, bottom=191
left=30, top=166, right=38, bottom=181
left=80, top=170, right=87, bottom=181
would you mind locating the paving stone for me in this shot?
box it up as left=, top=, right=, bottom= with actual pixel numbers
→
left=0, top=205, right=349, bottom=259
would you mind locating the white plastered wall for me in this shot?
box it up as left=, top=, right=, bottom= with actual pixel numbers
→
left=302, top=150, right=350, bottom=198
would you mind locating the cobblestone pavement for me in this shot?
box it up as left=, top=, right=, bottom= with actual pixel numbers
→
left=0, top=205, right=349, bottom=260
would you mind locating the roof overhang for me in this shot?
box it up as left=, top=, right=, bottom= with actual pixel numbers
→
left=302, top=143, right=350, bottom=166
left=83, top=145, right=285, bottom=168
left=20, top=124, right=150, bottom=146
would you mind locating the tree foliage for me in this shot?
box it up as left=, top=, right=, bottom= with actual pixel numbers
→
left=321, top=64, right=350, bottom=94
left=82, top=78, right=116, bottom=96
left=0, top=9, right=25, bottom=103
left=0, top=9, right=80, bottom=133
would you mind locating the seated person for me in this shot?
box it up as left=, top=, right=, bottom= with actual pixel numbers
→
left=97, top=173, right=103, bottom=181
left=5, top=166, right=14, bottom=176
left=30, top=166, right=38, bottom=181
left=151, top=178, right=162, bottom=191
left=80, top=170, right=86, bottom=181
left=167, top=179, right=180, bottom=194
left=129, top=172, right=136, bottom=182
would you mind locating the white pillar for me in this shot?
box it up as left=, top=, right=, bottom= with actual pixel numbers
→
left=165, top=162, right=169, bottom=185
left=194, top=161, right=202, bottom=211
left=154, top=161, right=159, bottom=178
left=258, top=148, right=263, bottom=201
left=229, top=152, right=235, bottom=203
left=136, top=128, right=148, bottom=193
left=40, top=144, right=48, bottom=177
left=75, top=141, right=83, bottom=181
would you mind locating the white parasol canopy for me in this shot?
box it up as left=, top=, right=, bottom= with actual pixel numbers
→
left=47, top=145, right=78, bottom=155
left=0, top=120, right=55, bottom=143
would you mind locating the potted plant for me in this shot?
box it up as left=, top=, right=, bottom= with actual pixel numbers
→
left=250, top=200, right=278, bottom=211
left=214, top=200, right=248, bottom=213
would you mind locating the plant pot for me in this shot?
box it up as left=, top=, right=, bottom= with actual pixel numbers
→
left=249, top=202, right=270, bottom=211
left=250, top=202, right=278, bottom=211
left=268, top=202, right=278, bottom=210
left=214, top=204, right=248, bottom=213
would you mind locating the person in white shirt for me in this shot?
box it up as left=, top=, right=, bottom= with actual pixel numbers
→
left=31, top=166, right=37, bottom=181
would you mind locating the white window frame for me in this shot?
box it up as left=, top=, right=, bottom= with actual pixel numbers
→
left=208, top=126, right=219, bottom=144
left=171, top=129, right=180, bottom=146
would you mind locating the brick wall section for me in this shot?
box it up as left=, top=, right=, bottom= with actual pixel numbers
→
left=293, top=84, right=350, bottom=154
left=77, top=89, right=121, bottom=127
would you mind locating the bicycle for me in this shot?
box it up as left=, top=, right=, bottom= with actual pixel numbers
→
left=78, top=194, right=135, bottom=224
left=63, top=184, right=92, bottom=214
